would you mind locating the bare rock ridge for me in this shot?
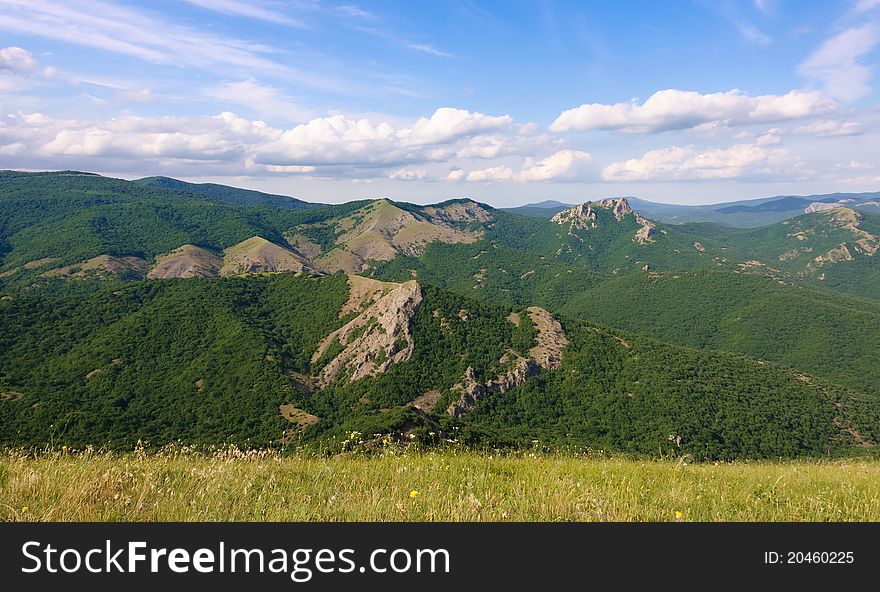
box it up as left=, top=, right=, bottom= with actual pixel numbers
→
left=311, top=279, right=422, bottom=385
left=804, top=202, right=838, bottom=214
left=551, top=198, right=656, bottom=244
left=447, top=306, right=568, bottom=417
left=526, top=306, right=568, bottom=370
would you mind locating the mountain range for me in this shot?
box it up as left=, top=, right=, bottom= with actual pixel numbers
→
left=505, top=192, right=880, bottom=228
left=1, top=170, right=878, bottom=459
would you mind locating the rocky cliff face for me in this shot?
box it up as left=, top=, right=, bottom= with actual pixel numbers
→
left=633, top=213, right=657, bottom=244
left=551, top=198, right=656, bottom=244
left=804, top=202, right=838, bottom=214
left=312, top=280, right=422, bottom=384
left=447, top=306, right=568, bottom=416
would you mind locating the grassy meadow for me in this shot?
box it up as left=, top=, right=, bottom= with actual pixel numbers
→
left=2, top=447, right=879, bottom=522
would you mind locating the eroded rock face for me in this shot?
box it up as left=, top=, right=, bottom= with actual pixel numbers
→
left=447, top=356, right=538, bottom=418
left=526, top=306, right=568, bottom=370
left=447, top=306, right=568, bottom=416
left=312, top=280, right=422, bottom=384
left=804, top=202, right=838, bottom=214
left=552, top=199, right=657, bottom=244
left=551, top=203, right=598, bottom=230
left=633, top=213, right=656, bottom=244
left=807, top=243, right=854, bottom=273
left=826, top=208, right=879, bottom=256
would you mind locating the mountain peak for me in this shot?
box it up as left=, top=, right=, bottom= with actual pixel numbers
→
left=551, top=198, right=634, bottom=228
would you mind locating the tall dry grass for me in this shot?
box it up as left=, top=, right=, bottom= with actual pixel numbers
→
left=2, top=446, right=879, bottom=521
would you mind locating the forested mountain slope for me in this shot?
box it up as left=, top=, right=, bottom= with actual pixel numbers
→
left=1, top=274, right=876, bottom=459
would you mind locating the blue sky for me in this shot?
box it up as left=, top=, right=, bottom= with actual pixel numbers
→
left=1, top=0, right=879, bottom=205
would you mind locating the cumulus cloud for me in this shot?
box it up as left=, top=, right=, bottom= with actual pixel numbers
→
left=256, top=107, right=512, bottom=167
left=447, top=167, right=466, bottom=181
left=550, top=89, right=836, bottom=134
left=464, top=150, right=592, bottom=183
left=0, top=46, right=36, bottom=74
left=389, top=167, right=428, bottom=181
left=792, top=119, right=862, bottom=137
left=404, top=107, right=512, bottom=145
left=602, top=142, right=806, bottom=181
left=799, top=24, right=880, bottom=102
left=0, top=107, right=529, bottom=180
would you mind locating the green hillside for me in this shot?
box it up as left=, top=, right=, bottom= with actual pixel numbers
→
left=1, top=275, right=877, bottom=459
left=1, top=171, right=878, bottom=460
left=134, top=176, right=321, bottom=210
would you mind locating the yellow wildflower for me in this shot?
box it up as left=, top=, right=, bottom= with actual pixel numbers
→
left=409, top=490, right=419, bottom=499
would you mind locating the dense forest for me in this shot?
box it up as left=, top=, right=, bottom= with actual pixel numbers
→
left=1, top=171, right=878, bottom=459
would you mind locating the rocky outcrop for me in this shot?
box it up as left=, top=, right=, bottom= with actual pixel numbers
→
left=551, top=203, right=598, bottom=230
left=447, top=356, right=538, bottom=417
left=804, top=202, right=838, bottom=214
left=552, top=199, right=657, bottom=245
left=808, top=243, right=854, bottom=272
left=312, top=280, right=422, bottom=384
left=447, top=306, right=567, bottom=416
left=147, top=244, right=222, bottom=279
left=633, top=213, right=656, bottom=244
left=526, top=306, right=568, bottom=370
left=339, top=275, right=400, bottom=318
left=826, top=208, right=879, bottom=256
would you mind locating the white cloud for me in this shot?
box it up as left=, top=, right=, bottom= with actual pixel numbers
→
left=550, top=89, right=836, bottom=133
left=257, top=107, right=512, bottom=167
left=447, top=167, right=465, bottom=181
left=856, top=0, right=880, bottom=13
left=602, top=142, right=806, bottom=181
left=0, top=46, right=36, bottom=74
left=405, top=108, right=512, bottom=145
left=466, top=165, right=514, bottom=182
left=180, top=0, right=305, bottom=28
left=0, top=0, right=346, bottom=92
left=0, top=106, right=527, bottom=180
left=206, top=80, right=310, bottom=121
left=455, top=135, right=506, bottom=159
left=389, top=167, right=427, bottom=181
left=755, top=128, right=782, bottom=145
left=799, top=24, right=880, bottom=101
left=792, top=119, right=862, bottom=137
left=517, top=150, right=592, bottom=182
left=465, top=150, right=592, bottom=183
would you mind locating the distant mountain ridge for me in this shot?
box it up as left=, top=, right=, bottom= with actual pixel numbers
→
left=134, top=175, right=322, bottom=210
left=506, top=192, right=880, bottom=227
